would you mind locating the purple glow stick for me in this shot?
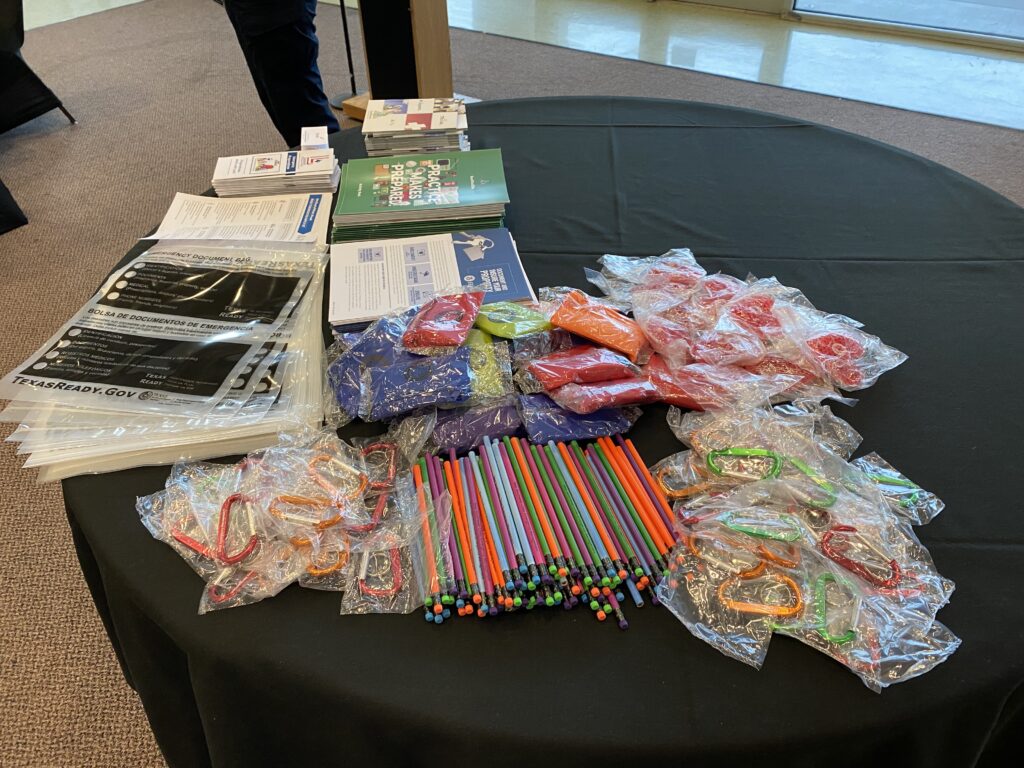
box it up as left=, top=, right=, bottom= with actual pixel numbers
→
left=615, top=434, right=673, bottom=530
left=518, top=438, right=573, bottom=567
left=498, top=442, right=544, bottom=566
left=536, top=443, right=593, bottom=568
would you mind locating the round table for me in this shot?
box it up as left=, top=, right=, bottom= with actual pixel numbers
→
left=63, top=97, right=1024, bottom=768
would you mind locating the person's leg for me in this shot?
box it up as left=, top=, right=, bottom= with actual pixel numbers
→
left=223, top=0, right=340, bottom=147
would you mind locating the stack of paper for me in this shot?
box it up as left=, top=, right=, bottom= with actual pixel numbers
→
left=362, top=98, right=469, bottom=157
left=328, top=227, right=536, bottom=327
left=1, top=244, right=328, bottom=481
left=212, top=149, right=340, bottom=197
left=150, top=191, right=331, bottom=252
left=331, top=148, right=508, bottom=242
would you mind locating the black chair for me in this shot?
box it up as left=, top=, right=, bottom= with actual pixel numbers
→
left=0, top=0, right=75, bottom=135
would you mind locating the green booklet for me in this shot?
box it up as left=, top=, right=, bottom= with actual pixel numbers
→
left=333, top=149, right=508, bottom=222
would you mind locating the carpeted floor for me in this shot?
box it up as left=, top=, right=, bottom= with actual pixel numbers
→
left=0, top=1, right=1020, bottom=766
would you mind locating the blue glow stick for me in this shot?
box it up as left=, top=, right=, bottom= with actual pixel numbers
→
left=470, top=451, right=514, bottom=590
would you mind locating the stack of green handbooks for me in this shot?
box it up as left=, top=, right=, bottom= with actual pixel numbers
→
left=331, top=148, right=508, bottom=242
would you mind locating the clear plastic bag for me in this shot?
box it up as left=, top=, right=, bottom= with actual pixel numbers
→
left=646, top=355, right=799, bottom=411
left=852, top=452, right=944, bottom=525
left=585, top=249, right=705, bottom=311
left=547, top=377, right=660, bottom=415
left=517, top=393, right=640, bottom=444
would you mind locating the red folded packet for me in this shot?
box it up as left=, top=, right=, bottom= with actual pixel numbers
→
left=549, top=290, right=648, bottom=362
left=402, top=292, right=484, bottom=352
left=525, top=345, right=640, bottom=390
left=548, top=377, right=659, bottom=414
left=645, top=355, right=778, bottom=410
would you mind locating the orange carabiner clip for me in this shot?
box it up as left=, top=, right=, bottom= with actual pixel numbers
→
left=309, top=453, right=369, bottom=501
left=718, top=571, right=804, bottom=617
left=271, top=495, right=344, bottom=545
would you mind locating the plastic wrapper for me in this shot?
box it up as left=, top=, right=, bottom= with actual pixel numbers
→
left=475, top=301, right=551, bottom=338
left=521, top=344, right=641, bottom=391
left=585, top=249, right=705, bottom=310
left=402, top=291, right=484, bottom=355
left=545, top=288, right=649, bottom=363
left=430, top=402, right=522, bottom=453
left=646, top=355, right=798, bottom=411
left=198, top=540, right=305, bottom=613
left=548, top=376, right=660, bottom=415
left=852, top=452, right=944, bottom=525
left=663, top=486, right=959, bottom=688
left=690, top=316, right=767, bottom=367
left=340, top=545, right=421, bottom=614
left=517, top=393, right=640, bottom=444
left=511, top=329, right=575, bottom=368
left=776, top=304, right=907, bottom=391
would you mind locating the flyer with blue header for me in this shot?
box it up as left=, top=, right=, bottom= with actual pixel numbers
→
left=328, top=227, right=535, bottom=326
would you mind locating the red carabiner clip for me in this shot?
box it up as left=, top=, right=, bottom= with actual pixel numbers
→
left=821, top=524, right=902, bottom=588
left=172, top=493, right=259, bottom=565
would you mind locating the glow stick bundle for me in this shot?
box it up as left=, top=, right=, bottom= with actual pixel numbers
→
left=411, top=434, right=676, bottom=628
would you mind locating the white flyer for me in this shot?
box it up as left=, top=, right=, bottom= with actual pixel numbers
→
left=149, top=192, right=329, bottom=248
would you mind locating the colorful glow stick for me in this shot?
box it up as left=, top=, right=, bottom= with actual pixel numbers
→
left=481, top=440, right=528, bottom=587
left=618, top=435, right=674, bottom=528
left=594, top=439, right=671, bottom=561
left=537, top=443, right=600, bottom=589
left=564, top=441, right=630, bottom=580
left=556, top=442, right=621, bottom=566
left=506, top=435, right=561, bottom=574
left=490, top=438, right=542, bottom=587
left=547, top=441, right=616, bottom=584
left=470, top=451, right=514, bottom=591
left=584, top=445, right=656, bottom=579
left=527, top=443, right=580, bottom=578
left=599, top=436, right=673, bottom=552
left=498, top=440, right=547, bottom=580
left=516, top=438, right=572, bottom=581
left=444, top=457, right=479, bottom=607
left=569, top=442, right=634, bottom=580
left=459, top=457, right=489, bottom=612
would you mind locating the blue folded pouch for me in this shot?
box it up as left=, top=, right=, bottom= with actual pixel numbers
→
left=363, top=346, right=475, bottom=422
left=328, top=310, right=419, bottom=418
left=517, top=393, right=636, bottom=444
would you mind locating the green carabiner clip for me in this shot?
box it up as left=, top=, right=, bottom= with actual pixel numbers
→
left=863, top=471, right=921, bottom=509
left=722, top=511, right=803, bottom=542
left=814, top=573, right=857, bottom=645
left=706, top=447, right=783, bottom=479
left=786, top=456, right=838, bottom=508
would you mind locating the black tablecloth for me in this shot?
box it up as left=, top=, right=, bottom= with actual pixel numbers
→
left=62, top=97, right=1024, bottom=768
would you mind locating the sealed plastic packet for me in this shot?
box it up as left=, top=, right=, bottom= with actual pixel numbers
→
left=548, top=377, right=660, bottom=415
left=520, top=344, right=641, bottom=391
left=851, top=452, right=944, bottom=525
left=475, top=301, right=551, bottom=338
left=360, top=345, right=475, bottom=421
left=585, top=249, right=705, bottom=311
left=645, top=355, right=799, bottom=411
left=430, top=401, right=522, bottom=453
left=544, top=288, right=649, bottom=363
left=465, top=329, right=514, bottom=403
left=517, top=393, right=640, bottom=444
left=402, top=290, right=485, bottom=355
left=510, top=328, right=576, bottom=369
